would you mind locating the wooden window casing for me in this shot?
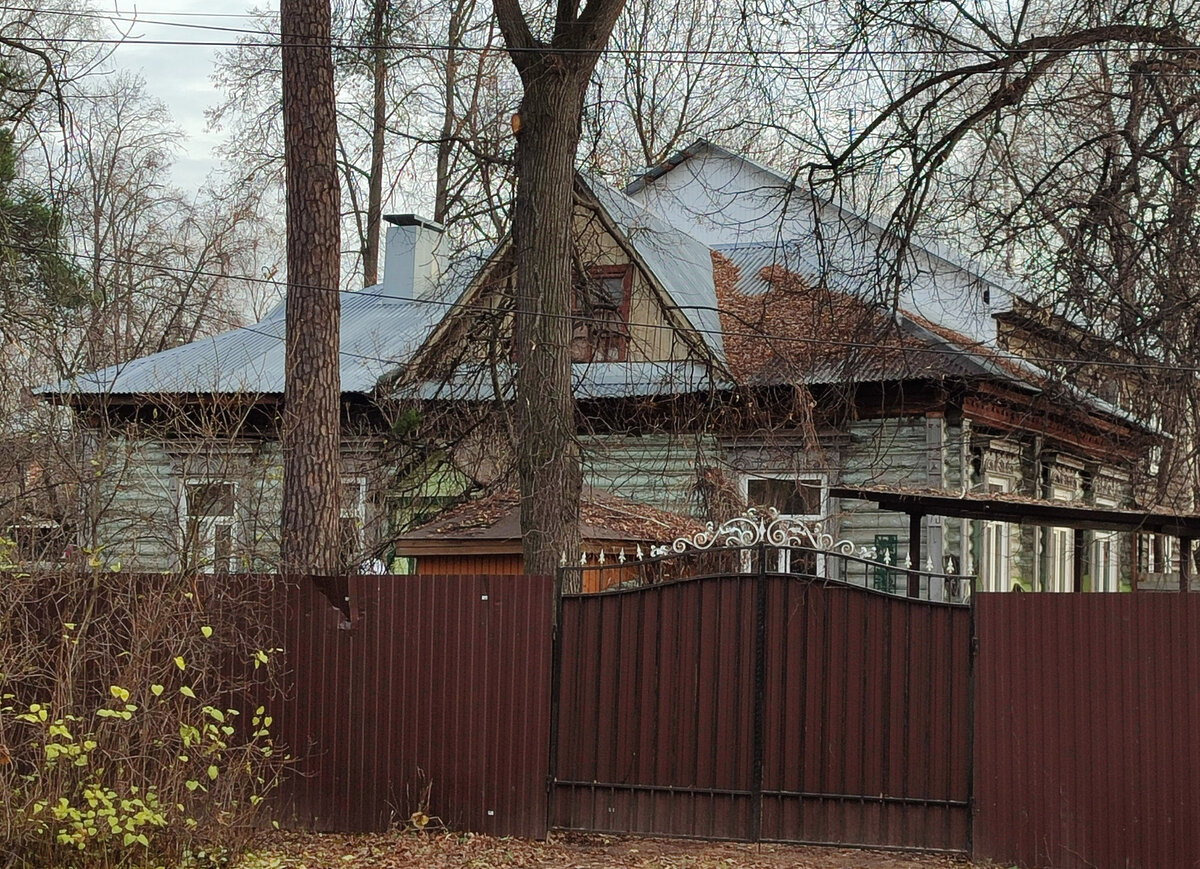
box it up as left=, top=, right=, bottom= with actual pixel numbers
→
left=571, top=265, right=633, bottom=363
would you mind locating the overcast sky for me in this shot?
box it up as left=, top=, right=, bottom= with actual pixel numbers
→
left=105, top=2, right=260, bottom=191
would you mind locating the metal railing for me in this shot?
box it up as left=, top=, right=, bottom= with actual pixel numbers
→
left=557, top=508, right=973, bottom=604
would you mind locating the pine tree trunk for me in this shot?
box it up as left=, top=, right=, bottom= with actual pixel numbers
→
left=362, top=0, right=387, bottom=286
left=280, top=0, right=341, bottom=575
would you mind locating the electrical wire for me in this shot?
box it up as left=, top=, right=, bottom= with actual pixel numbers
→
left=9, top=3, right=1200, bottom=73
left=31, top=242, right=1200, bottom=377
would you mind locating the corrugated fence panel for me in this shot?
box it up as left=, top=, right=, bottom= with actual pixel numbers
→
left=759, top=581, right=971, bottom=850
left=263, top=574, right=552, bottom=838
left=552, top=577, right=758, bottom=839
left=553, top=574, right=971, bottom=851
left=974, top=592, right=1200, bottom=869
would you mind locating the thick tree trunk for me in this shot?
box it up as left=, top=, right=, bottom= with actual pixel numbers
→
left=510, top=73, right=588, bottom=575
left=492, top=0, right=627, bottom=576
left=280, top=0, right=341, bottom=575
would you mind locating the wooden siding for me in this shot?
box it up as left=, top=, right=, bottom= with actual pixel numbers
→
left=581, top=434, right=716, bottom=516
left=415, top=553, right=524, bottom=575
left=572, top=212, right=704, bottom=364
left=837, top=418, right=932, bottom=572
left=91, top=437, right=399, bottom=573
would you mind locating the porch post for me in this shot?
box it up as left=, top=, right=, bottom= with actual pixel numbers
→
left=908, top=512, right=923, bottom=598
left=1180, top=536, right=1192, bottom=592
left=1131, top=534, right=1140, bottom=592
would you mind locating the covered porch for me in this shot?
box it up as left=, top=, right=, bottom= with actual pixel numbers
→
left=832, top=485, right=1200, bottom=593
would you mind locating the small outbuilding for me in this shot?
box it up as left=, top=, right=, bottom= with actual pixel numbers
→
left=392, top=487, right=705, bottom=591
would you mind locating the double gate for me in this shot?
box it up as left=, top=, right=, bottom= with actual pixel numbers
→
left=549, top=543, right=973, bottom=851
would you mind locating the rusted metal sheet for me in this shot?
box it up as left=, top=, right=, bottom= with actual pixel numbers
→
left=263, top=574, right=553, bottom=838
left=551, top=569, right=971, bottom=850
left=973, top=593, right=1200, bottom=868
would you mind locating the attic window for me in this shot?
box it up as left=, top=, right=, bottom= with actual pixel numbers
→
left=571, top=265, right=631, bottom=362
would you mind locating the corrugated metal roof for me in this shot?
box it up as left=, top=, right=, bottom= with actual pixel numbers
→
left=713, top=242, right=1006, bottom=386
left=584, top=176, right=726, bottom=367
left=39, top=288, right=445, bottom=397
left=409, top=360, right=728, bottom=402
left=394, top=486, right=706, bottom=550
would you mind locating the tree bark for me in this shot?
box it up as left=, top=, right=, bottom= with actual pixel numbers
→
left=280, top=0, right=341, bottom=575
left=493, top=0, right=627, bottom=575
left=362, top=0, right=388, bottom=287
left=511, top=75, right=587, bottom=576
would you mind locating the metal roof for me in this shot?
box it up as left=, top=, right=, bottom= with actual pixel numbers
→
left=712, top=241, right=1031, bottom=387
left=832, top=485, right=1200, bottom=537
left=393, top=486, right=706, bottom=554
left=39, top=287, right=446, bottom=398
left=628, top=139, right=1022, bottom=302
left=408, top=360, right=728, bottom=402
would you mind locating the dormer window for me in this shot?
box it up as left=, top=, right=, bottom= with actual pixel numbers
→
left=571, top=265, right=631, bottom=362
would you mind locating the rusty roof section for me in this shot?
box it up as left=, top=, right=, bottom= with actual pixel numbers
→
left=712, top=252, right=994, bottom=386
left=394, top=487, right=707, bottom=552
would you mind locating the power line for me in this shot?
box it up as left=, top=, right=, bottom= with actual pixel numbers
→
left=10, top=4, right=1200, bottom=73
left=36, top=243, right=1200, bottom=378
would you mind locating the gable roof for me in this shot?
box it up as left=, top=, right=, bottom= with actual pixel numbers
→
left=625, top=139, right=1014, bottom=349
left=40, top=145, right=1146, bottom=441
left=628, top=139, right=1019, bottom=292
left=583, top=176, right=726, bottom=367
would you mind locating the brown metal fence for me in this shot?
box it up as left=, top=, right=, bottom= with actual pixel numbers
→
left=260, top=573, right=553, bottom=837
left=973, top=592, right=1200, bottom=868
left=235, top=570, right=1200, bottom=866
left=550, top=565, right=973, bottom=851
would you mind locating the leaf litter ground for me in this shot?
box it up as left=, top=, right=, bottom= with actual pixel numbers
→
left=237, top=831, right=984, bottom=868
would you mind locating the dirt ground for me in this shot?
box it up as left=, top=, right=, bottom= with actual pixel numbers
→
left=236, top=831, right=986, bottom=869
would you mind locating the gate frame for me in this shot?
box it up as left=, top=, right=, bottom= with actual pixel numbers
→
left=547, top=508, right=976, bottom=849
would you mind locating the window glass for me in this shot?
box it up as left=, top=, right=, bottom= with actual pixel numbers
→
left=571, top=268, right=630, bottom=362
left=186, top=482, right=234, bottom=518
left=183, top=481, right=236, bottom=574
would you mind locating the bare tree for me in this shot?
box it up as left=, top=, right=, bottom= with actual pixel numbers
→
left=753, top=0, right=1200, bottom=507
left=491, top=0, right=627, bottom=574
left=280, top=0, right=342, bottom=574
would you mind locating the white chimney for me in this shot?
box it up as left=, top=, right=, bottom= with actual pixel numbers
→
left=382, top=214, right=444, bottom=300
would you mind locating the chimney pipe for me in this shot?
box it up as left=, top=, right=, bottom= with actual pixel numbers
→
left=382, top=214, right=444, bottom=300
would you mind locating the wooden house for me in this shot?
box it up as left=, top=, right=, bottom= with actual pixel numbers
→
left=41, top=143, right=1164, bottom=591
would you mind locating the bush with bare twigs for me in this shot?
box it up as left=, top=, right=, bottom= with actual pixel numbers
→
left=0, top=556, right=286, bottom=869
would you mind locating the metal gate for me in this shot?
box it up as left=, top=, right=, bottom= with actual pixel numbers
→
left=548, top=513, right=973, bottom=851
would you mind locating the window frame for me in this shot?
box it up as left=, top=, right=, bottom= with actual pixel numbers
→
left=980, top=474, right=1015, bottom=592
left=739, top=471, right=829, bottom=574
left=339, top=476, right=368, bottom=570
left=571, top=264, right=633, bottom=363
left=181, top=478, right=238, bottom=575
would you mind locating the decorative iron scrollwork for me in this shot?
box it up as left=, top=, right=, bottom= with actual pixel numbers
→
left=664, top=507, right=855, bottom=556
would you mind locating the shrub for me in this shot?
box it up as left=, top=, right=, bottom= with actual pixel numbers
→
left=0, top=567, right=286, bottom=868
